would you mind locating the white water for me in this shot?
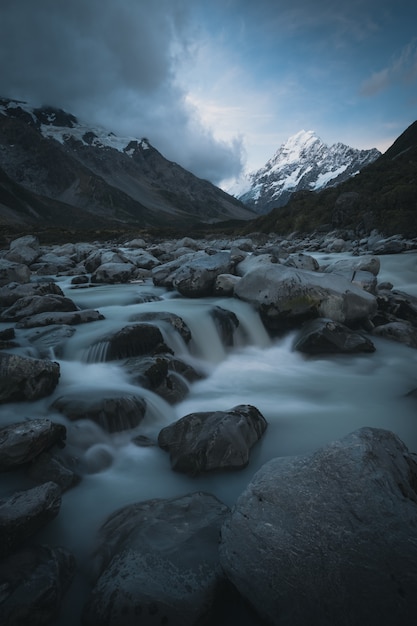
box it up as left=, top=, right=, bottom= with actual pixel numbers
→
left=1, top=253, right=417, bottom=622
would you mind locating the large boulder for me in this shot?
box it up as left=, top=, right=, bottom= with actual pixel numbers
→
left=0, top=544, right=76, bottom=626
left=0, top=281, right=64, bottom=308
left=158, top=404, right=267, bottom=475
left=234, top=264, right=377, bottom=331
left=16, top=308, right=104, bottom=329
left=51, top=391, right=147, bottom=433
left=0, top=259, right=31, bottom=286
left=0, top=418, right=66, bottom=471
left=293, top=318, right=376, bottom=354
left=220, top=428, right=417, bottom=626
left=0, top=482, right=62, bottom=558
left=91, top=261, right=137, bottom=284
left=1, top=294, right=79, bottom=322
left=96, top=323, right=172, bottom=362
left=82, top=492, right=229, bottom=626
left=173, top=251, right=233, bottom=297
left=0, top=352, right=60, bottom=403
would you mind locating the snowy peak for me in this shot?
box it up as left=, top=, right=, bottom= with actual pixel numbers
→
left=229, top=130, right=381, bottom=214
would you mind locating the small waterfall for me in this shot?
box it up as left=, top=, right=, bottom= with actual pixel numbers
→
left=84, top=340, right=110, bottom=363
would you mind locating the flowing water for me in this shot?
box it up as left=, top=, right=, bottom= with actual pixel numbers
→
left=1, top=251, right=417, bottom=622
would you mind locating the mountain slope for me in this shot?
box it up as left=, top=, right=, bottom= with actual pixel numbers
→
left=230, top=130, right=380, bottom=214
left=242, top=120, right=417, bottom=237
left=0, top=98, right=254, bottom=235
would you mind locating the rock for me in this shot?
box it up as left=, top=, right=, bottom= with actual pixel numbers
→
left=293, top=318, right=376, bottom=354
left=101, top=323, right=172, bottom=361
left=210, top=306, right=240, bottom=347
left=370, top=237, right=406, bottom=254
left=219, top=428, right=417, bottom=626
left=0, top=544, right=76, bottom=626
left=129, top=311, right=192, bottom=344
left=82, top=492, right=229, bottom=626
left=26, top=450, right=81, bottom=492
left=151, top=251, right=206, bottom=289
left=91, top=261, right=137, bottom=284
left=1, top=294, right=79, bottom=322
left=158, top=404, right=267, bottom=475
left=0, top=281, right=64, bottom=308
left=376, top=289, right=417, bottom=327
left=0, top=352, right=60, bottom=403
left=4, top=243, right=40, bottom=266
left=0, top=258, right=31, bottom=286
left=51, top=391, right=147, bottom=433
left=16, top=308, right=104, bottom=329
left=283, top=252, right=319, bottom=271
left=9, top=234, right=40, bottom=251
left=0, top=418, right=66, bottom=471
left=234, top=264, right=377, bottom=331
left=30, top=252, right=76, bottom=274
left=0, top=482, right=62, bottom=558
left=372, top=321, right=417, bottom=348
left=214, top=273, right=241, bottom=296
left=123, top=354, right=197, bottom=404
left=322, top=255, right=380, bottom=276
left=27, top=324, right=77, bottom=358
left=235, top=253, right=276, bottom=277
left=173, top=251, right=233, bottom=298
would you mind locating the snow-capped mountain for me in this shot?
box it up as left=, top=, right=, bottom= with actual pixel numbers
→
left=0, top=97, right=254, bottom=234
left=228, top=130, right=381, bottom=214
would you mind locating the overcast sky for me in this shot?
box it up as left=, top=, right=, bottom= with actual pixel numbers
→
left=1, top=0, right=416, bottom=187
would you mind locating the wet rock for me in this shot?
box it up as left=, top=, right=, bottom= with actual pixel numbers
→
left=219, top=427, right=417, bottom=626
left=370, top=237, right=406, bottom=255
left=322, top=255, right=380, bottom=276
left=376, top=289, right=417, bottom=327
left=16, top=308, right=104, bottom=329
left=1, top=294, right=79, bottom=322
left=151, top=251, right=206, bottom=289
left=27, top=324, right=77, bottom=358
left=214, top=273, right=241, bottom=296
left=0, top=258, right=31, bottom=286
left=105, top=323, right=172, bottom=361
left=173, top=251, right=233, bottom=298
left=4, top=241, right=41, bottom=266
left=372, top=321, right=417, bottom=348
left=30, top=251, right=76, bottom=274
left=210, top=306, right=240, bottom=347
left=91, top=261, right=137, bottom=284
left=283, top=252, right=319, bottom=271
left=129, top=311, right=192, bottom=343
left=0, top=281, right=64, bottom=308
left=71, top=274, right=90, bottom=285
left=0, top=418, right=66, bottom=471
left=234, top=264, right=377, bottom=331
left=0, top=482, right=62, bottom=558
left=51, top=392, right=147, bottom=433
left=158, top=404, right=267, bottom=475
left=0, top=352, right=60, bottom=403
left=235, top=253, right=276, bottom=277
left=0, top=326, right=17, bottom=349
left=0, top=544, right=76, bottom=626
left=293, top=318, right=376, bottom=354
left=82, top=492, right=229, bottom=626
left=26, top=451, right=81, bottom=492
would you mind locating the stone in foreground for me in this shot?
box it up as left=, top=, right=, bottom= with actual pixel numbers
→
left=219, top=427, right=417, bottom=626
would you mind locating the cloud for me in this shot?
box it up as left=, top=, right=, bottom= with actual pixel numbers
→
left=0, top=0, right=244, bottom=184
left=360, top=39, right=417, bottom=96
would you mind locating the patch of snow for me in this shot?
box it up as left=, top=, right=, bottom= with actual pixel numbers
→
left=311, top=164, right=349, bottom=189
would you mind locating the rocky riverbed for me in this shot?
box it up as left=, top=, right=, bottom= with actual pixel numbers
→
left=1, top=229, right=417, bottom=625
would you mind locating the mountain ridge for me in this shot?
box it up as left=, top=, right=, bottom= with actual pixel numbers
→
left=229, top=130, right=380, bottom=214
left=0, top=97, right=255, bottom=237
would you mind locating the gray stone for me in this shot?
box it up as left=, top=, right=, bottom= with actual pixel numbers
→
left=234, top=264, right=377, bottom=330
left=173, top=251, right=233, bottom=298
left=372, top=321, right=417, bottom=348
left=82, top=492, right=229, bottom=626
left=0, top=258, right=31, bottom=286
left=16, top=308, right=104, bottom=329
left=293, top=318, right=376, bottom=354
left=214, top=273, right=241, bottom=296
left=0, top=418, right=66, bottom=471
left=158, top=404, right=267, bottom=475
left=219, top=428, right=417, bottom=626
left=0, top=544, right=76, bottom=626
left=1, top=294, right=79, bottom=322
left=322, top=255, right=380, bottom=276
left=0, top=281, right=64, bottom=308
left=283, top=252, right=319, bottom=271
left=0, top=352, right=60, bottom=403
left=0, top=482, right=62, bottom=558
left=91, top=261, right=137, bottom=284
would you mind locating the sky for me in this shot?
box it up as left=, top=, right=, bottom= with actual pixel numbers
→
left=0, top=0, right=416, bottom=188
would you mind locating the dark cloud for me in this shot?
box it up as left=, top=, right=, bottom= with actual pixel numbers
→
left=0, top=0, right=244, bottom=183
